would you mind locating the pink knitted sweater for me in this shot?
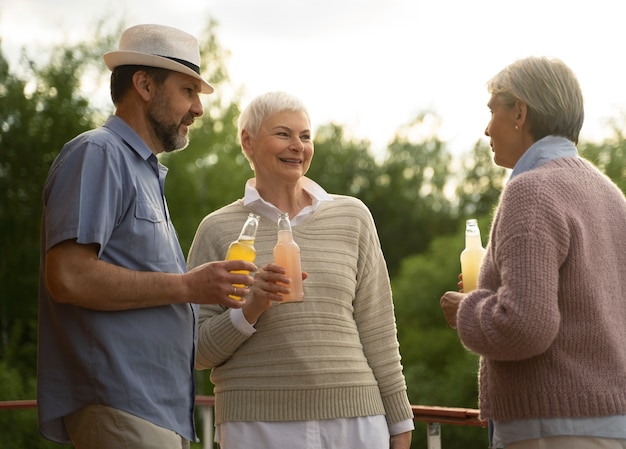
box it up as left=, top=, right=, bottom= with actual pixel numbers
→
left=458, top=157, right=626, bottom=421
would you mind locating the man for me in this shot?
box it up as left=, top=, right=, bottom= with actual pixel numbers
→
left=37, top=24, right=255, bottom=449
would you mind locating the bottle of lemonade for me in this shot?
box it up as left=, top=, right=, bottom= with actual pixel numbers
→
left=225, top=213, right=260, bottom=300
left=460, top=219, right=486, bottom=293
left=273, top=212, right=304, bottom=302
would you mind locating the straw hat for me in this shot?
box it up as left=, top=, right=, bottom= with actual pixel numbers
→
left=103, top=24, right=214, bottom=94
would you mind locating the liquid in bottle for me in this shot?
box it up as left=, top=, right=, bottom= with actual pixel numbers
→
left=460, top=218, right=486, bottom=293
left=273, top=213, right=304, bottom=302
left=225, top=213, right=260, bottom=300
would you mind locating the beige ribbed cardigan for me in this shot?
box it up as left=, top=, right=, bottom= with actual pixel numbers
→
left=187, top=195, right=413, bottom=427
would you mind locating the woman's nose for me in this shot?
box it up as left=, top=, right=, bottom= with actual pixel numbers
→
left=290, top=138, right=304, bottom=151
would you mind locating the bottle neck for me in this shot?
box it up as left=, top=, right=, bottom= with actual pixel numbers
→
left=239, top=229, right=256, bottom=240
left=277, top=213, right=292, bottom=232
left=465, top=233, right=483, bottom=249
left=277, top=229, right=294, bottom=243
left=239, top=215, right=260, bottom=240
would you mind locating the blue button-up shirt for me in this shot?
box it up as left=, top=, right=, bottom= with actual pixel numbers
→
left=38, top=116, right=198, bottom=443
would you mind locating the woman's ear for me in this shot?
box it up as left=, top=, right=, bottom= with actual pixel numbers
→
left=514, top=99, right=528, bottom=127
left=241, top=130, right=253, bottom=153
left=240, top=130, right=255, bottom=168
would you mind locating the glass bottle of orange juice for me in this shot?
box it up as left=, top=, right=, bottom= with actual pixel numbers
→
left=225, top=213, right=260, bottom=300
left=460, top=219, right=486, bottom=293
left=273, top=213, right=304, bottom=302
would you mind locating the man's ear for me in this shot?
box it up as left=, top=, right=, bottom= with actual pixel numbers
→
left=132, top=70, right=152, bottom=101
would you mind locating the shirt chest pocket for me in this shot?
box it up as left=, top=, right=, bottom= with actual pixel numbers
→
left=131, top=200, right=171, bottom=264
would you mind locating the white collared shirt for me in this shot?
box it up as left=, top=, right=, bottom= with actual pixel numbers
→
left=242, top=176, right=334, bottom=225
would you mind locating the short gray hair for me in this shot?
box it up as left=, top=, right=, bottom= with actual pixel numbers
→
left=238, top=91, right=310, bottom=139
left=487, top=56, right=584, bottom=143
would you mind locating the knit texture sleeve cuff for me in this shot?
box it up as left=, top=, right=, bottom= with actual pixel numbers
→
left=383, top=390, right=415, bottom=427
left=230, top=307, right=257, bottom=336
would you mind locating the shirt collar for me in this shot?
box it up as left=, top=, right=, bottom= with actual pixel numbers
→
left=243, top=177, right=333, bottom=225
left=510, top=135, right=578, bottom=179
left=103, top=115, right=155, bottom=162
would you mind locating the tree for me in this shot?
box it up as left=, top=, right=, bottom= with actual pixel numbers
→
left=305, top=122, right=378, bottom=198
left=0, top=28, right=114, bottom=448
left=392, top=232, right=485, bottom=449
left=578, top=116, right=626, bottom=193
left=369, top=113, right=457, bottom=276
left=0, top=33, right=113, bottom=371
left=455, top=139, right=507, bottom=218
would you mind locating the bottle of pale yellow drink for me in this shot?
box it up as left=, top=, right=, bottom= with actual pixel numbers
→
left=273, top=212, right=304, bottom=302
left=460, top=219, right=486, bottom=293
left=225, top=213, right=260, bottom=300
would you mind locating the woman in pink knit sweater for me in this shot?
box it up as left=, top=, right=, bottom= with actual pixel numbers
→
left=441, top=57, right=626, bottom=449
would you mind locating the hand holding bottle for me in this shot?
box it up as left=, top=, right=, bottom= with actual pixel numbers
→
left=183, top=259, right=256, bottom=308
left=243, top=263, right=308, bottom=323
left=457, top=273, right=464, bottom=292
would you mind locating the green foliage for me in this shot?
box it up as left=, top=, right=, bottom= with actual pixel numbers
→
left=0, top=361, right=58, bottom=448
left=0, top=31, right=110, bottom=372
left=578, top=118, right=626, bottom=192
left=394, top=232, right=479, bottom=405
left=306, top=122, right=378, bottom=198
left=368, top=113, right=459, bottom=276
left=0, top=25, right=118, bottom=448
left=455, top=140, right=507, bottom=218
left=393, top=232, right=486, bottom=449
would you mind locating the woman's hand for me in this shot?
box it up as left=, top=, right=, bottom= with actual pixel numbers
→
left=241, top=263, right=290, bottom=324
left=440, top=291, right=467, bottom=329
left=390, top=430, right=412, bottom=449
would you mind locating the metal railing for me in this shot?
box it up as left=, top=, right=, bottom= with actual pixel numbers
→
left=0, top=397, right=487, bottom=448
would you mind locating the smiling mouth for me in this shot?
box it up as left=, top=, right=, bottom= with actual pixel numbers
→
left=279, top=158, right=302, bottom=164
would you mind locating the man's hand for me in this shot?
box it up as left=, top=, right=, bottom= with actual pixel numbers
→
left=184, top=259, right=257, bottom=308
left=45, top=239, right=257, bottom=311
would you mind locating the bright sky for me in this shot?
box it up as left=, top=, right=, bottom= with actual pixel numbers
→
left=1, top=0, right=624, bottom=157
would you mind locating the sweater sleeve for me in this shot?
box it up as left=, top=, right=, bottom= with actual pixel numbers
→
left=351, top=201, right=414, bottom=425
left=457, top=174, right=568, bottom=361
left=188, top=207, right=255, bottom=370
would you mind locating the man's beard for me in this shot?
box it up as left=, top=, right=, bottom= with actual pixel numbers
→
left=148, top=91, right=193, bottom=153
